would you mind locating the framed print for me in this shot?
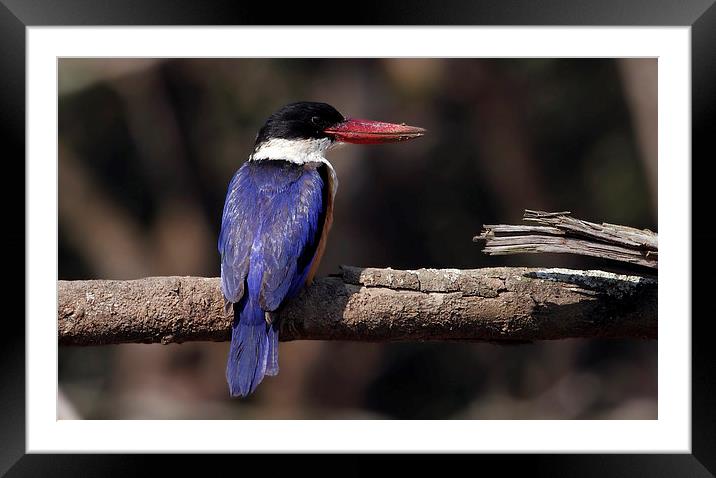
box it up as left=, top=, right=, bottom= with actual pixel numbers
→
left=5, top=0, right=714, bottom=474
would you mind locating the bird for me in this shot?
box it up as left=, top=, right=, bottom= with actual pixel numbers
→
left=218, top=101, right=425, bottom=397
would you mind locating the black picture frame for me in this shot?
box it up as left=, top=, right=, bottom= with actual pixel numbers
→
left=4, top=0, right=713, bottom=474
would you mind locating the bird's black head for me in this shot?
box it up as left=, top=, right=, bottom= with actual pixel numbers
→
left=251, top=102, right=425, bottom=162
left=255, top=101, right=345, bottom=145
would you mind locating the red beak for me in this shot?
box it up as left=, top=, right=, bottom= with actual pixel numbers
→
left=324, top=118, right=426, bottom=144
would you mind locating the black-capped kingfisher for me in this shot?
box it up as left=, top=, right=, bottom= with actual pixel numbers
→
left=218, top=102, right=425, bottom=397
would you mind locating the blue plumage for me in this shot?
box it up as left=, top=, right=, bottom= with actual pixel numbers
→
left=218, top=101, right=422, bottom=398
left=219, top=160, right=326, bottom=397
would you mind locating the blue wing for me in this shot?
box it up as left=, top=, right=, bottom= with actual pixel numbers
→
left=218, top=160, right=326, bottom=310
left=217, top=164, right=257, bottom=304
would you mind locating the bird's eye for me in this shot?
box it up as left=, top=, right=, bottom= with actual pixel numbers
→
left=311, top=116, right=321, bottom=126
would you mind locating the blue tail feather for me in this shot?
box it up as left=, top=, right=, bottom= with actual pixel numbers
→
left=226, top=299, right=270, bottom=397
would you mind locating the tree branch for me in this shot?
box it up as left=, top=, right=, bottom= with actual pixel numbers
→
left=58, top=266, right=656, bottom=346
left=474, top=210, right=658, bottom=268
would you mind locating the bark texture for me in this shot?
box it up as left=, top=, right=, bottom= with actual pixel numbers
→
left=475, top=210, right=658, bottom=268
left=58, top=266, right=656, bottom=346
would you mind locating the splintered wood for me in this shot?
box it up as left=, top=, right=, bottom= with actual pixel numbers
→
left=474, top=210, right=657, bottom=269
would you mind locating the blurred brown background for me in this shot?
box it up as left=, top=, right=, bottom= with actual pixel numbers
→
left=58, top=58, right=657, bottom=420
